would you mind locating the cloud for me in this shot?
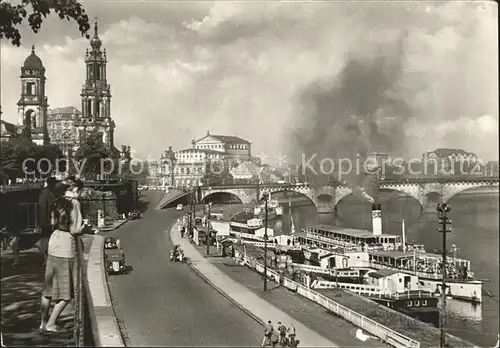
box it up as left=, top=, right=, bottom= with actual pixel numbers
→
left=0, top=1, right=497, bottom=162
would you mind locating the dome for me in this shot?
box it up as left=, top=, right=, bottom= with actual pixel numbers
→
left=90, top=36, right=102, bottom=50
left=23, top=45, right=43, bottom=69
left=90, top=20, right=102, bottom=50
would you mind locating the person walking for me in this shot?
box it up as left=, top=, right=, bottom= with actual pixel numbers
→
left=39, top=178, right=88, bottom=332
left=262, top=320, right=274, bottom=346
left=277, top=321, right=287, bottom=345
left=287, top=323, right=297, bottom=347
left=36, top=177, right=58, bottom=265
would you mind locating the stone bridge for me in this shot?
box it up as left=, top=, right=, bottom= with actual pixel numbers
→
left=200, top=177, right=499, bottom=214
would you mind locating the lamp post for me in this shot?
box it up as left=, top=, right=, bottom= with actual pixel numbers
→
left=437, top=202, right=452, bottom=348
left=262, top=191, right=269, bottom=291
left=206, top=201, right=212, bottom=255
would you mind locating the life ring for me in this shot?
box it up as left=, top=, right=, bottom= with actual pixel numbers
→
left=342, top=257, right=348, bottom=269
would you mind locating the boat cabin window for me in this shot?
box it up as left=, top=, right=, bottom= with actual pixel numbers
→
left=407, top=301, right=412, bottom=307
left=422, top=300, right=427, bottom=306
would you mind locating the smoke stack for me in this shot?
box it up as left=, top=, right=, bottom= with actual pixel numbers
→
left=372, top=203, right=382, bottom=236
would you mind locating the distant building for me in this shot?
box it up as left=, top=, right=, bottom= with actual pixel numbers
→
left=484, top=161, right=499, bottom=177
left=0, top=120, right=25, bottom=143
left=230, top=161, right=262, bottom=182
left=192, top=130, right=252, bottom=163
left=47, top=106, right=81, bottom=157
left=161, top=147, right=225, bottom=188
left=421, top=148, right=480, bottom=176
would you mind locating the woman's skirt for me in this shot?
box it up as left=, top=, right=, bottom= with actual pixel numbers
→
left=42, top=255, right=77, bottom=301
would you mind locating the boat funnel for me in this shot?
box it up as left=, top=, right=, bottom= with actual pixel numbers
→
left=372, top=203, right=382, bottom=236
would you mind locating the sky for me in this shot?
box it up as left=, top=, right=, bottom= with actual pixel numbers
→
left=1, top=0, right=498, bottom=163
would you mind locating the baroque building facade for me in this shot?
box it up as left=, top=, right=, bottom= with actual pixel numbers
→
left=161, top=131, right=252, bottom=188
left=16, top=46, right=49, bottom=145
left=47, top=107, right=81, bottom=157
left=75, top=21, right=119, bottom=157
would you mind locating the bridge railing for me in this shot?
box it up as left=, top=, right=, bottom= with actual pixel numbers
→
left=201, top=176, right=499, bottom=190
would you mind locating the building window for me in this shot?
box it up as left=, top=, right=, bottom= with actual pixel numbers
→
left=26, top=82, right=35, bottom=95
left=186, top=168, right=190, bottom=175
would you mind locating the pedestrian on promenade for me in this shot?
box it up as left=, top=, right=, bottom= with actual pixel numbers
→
left=277, top=321, right=287, bottom=345
left=287, top=323, right=297, bottom=346
left=39, top=178, right=87, bottom=332
left=36, top=177, right=58, bottom=265
left=262, top=320, right=274, bottom=346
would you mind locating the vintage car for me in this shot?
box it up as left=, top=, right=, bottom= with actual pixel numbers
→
left=104, top=236, right=126, bottom=274
left=128, top=210, right=141, bottom=220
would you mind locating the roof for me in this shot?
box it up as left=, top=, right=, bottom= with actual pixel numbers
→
left=230, top=161, right=260, bottom=177
left=319, top=252, right=338, bottom=259
left=23, top=46, right=44, bottom=69
left=370, top=250, right=416, bottom=259
left=175, top=148, right=223, bottom=155
left=194, top=132, right=251, bottom=144
left=424, top=148, right=476, bottom=158
left=48, top=106, right=81, bottom=115
left=0, top=120, right=21, bottom=138
left=309, top=225, right=375, bottom=238
left=211, top=135, right=250, bottom=144
left=367, top=269, right=401, bottom=279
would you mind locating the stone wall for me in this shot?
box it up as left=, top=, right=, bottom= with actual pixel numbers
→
left=80, top=188, right=119, bottom=224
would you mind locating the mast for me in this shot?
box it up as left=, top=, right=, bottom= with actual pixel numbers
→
left=289, top=200, right=295, bottom=234
left=402, top=219, right=406, bottom=252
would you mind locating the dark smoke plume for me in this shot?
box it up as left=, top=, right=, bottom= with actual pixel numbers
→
left=292, top=33, right=411, bottom=201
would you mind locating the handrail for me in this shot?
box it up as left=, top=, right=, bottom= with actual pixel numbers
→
left=74, top=236, right=86, bottom=346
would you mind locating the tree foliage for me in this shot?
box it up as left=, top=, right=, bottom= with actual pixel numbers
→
left=0, top=137, right=63, bottom=180
left=0, top=0, right=91, bottom=47
left=74, top=131, right=111, bottom=180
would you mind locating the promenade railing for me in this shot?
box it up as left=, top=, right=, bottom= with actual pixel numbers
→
left=74, top=236, right=87, bottom=347
left=243, top=254, right=421, bottom=348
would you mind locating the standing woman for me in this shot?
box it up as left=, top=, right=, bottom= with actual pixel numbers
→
left=39, top=178, right=87, bottom=332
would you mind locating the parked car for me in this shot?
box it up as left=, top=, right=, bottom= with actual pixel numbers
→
left=104, top=237, right=126, bottom=275
left=176, top=204, right=183, bottom=211
left=128, top=210, right=141, bottom=220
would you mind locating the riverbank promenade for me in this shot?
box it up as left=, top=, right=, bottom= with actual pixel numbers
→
left=171, top=222, right=378, bottom=348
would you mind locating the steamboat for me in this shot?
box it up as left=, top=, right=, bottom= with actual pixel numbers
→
left=295, top=203, right=482, bottom=303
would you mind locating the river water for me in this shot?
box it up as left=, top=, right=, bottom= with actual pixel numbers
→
left=268, top=189, right=499, bottom=347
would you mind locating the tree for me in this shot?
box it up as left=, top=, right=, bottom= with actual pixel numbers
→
left=0, top=0, right=91, bottom=47
left=35, top=143, right=64, bottom=176
left=74, top=131, right=111, bottom=180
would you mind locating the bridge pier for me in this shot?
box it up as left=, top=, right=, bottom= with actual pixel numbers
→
left=316, top=202, right=336, bottom=225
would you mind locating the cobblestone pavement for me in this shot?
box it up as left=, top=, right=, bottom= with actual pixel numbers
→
left=1, top=248, right=75, bottom=347
left=195, top=245, right=390, bottom=348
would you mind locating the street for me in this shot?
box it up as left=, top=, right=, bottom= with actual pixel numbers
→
left=106, top=192, right=263, bottom=346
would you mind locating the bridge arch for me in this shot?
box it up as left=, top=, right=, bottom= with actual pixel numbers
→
left=442, top=181, right=499, bottom=203
left=200, top=191, right=243, bottom=204
left=260, top=189, right=317, bottom=211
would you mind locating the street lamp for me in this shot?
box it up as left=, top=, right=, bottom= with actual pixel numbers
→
left=262, top=191, right=269, bottom=291
left=206, top=201, right=212, bottom=255
left=436, top=202, right=452, bottom=348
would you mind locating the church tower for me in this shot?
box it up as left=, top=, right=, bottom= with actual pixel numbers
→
left=17, top=45, right=49, bottom=145
left=76, top=19, right=116, bottom=151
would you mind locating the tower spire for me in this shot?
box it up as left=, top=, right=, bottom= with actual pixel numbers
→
left=31, top=45, right=35, bottom=53
left=94, top=18, right=99, bottom=37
